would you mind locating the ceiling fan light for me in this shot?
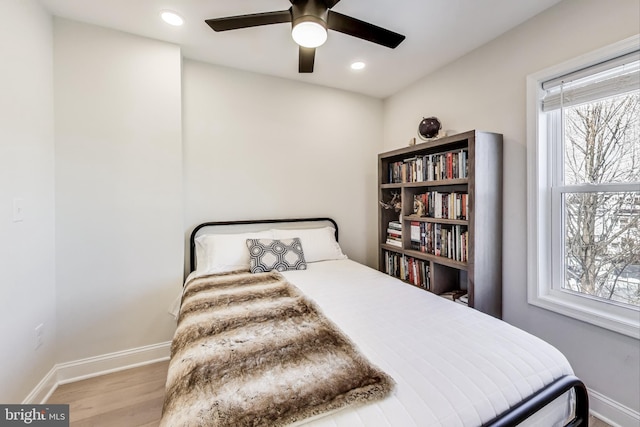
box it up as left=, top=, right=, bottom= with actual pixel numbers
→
left=292, top=21, right=327, bottom=48
left=161, top=11, right=184, bottom=26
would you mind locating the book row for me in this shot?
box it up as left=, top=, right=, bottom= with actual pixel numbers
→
left=383, top=251, right=430, bottom=290
left=413, top=191, right=468, bottom=220
left=385, top=220, right=403, bottom=247
left=388, top=149, right=468, bottom=183
left=410, top=221, right=469, bottom=262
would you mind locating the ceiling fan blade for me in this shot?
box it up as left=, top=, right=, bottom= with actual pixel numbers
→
left=205, top=10, right=291, bottom=32
left=327, top=11, right=405, bottom=48
left=323, top=0, right=342, bottom=8
left=299, top=47, right=316, bottom=73
left=290, top=0, right=340, bottom=6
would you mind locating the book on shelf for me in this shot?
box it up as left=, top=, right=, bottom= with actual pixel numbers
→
left=384, top=251, right=397, bottom=280
left=385, top=238, right=402, bottom=247
left=455, top=293, right=469, bottom=306
left=410, top=221, right=420, bottom=250
left=388, top=220, right=402, bottom=230
left=403, top=222, right=468, bottom=262
left=385, top=220, right=403, bottom=247
left=387, top=149, right=469, bottom=183
left=406, top=256, right=430, bottom=290
left=413, top=191, right=468, bottom=220
left=383, top=250, right=430, bottom=290
left=439, top=289, right=467, bottom=301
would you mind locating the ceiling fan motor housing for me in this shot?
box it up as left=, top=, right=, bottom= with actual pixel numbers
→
left=292, top=0, right=329, bottom=29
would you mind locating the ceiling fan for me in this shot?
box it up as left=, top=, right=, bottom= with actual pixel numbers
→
left=205, top=0, right=406, bottom=73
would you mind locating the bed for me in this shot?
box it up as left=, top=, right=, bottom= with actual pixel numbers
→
left=162, top=218, right=588, bottom=427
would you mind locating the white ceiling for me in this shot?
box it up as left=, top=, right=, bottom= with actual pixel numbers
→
left=38, top=0, right=563, bottom=98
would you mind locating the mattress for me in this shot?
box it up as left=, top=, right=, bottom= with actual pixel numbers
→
left=283, top=259, right=574, bottom=426
left=179, top=259, right=574, bottom=426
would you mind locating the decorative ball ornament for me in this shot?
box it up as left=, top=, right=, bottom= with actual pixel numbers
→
left=418, top=117, right=442, bottom=140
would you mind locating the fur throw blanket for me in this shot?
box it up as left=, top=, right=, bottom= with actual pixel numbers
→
left=161, top=270, right=394, bottom=427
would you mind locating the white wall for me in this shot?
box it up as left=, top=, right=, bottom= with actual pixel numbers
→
left=182, top=60, right=383, bottom=270
left=54, top=19, right=183, bottom=362
left=382, top=0, right=640, bottom=420
left=8, top=0, right=635, bottom=415
left=0, top=0, right=56, bottom=403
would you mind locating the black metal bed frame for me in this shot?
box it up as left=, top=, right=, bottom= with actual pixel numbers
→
left=483, top=375, right=589, bottom=427
left=188, top=217, right=589, bottom=427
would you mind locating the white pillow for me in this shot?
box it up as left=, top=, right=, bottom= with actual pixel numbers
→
left=195, top=230, right=273, bottom=273
left=270, top=227, right=347, bottom=263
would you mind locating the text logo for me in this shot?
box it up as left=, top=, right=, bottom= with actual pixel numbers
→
left=0, top=405, right=69, bottom=426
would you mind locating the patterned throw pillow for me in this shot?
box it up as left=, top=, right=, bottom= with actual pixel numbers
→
left=246, top=238, right=307, bottom=273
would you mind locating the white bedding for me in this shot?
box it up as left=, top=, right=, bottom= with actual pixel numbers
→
left=180, top=259, right=575, bottom=426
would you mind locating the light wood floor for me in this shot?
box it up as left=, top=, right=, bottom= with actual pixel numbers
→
left=47, top=360, right=613, bottom=427
left=47, top=361, right=169, bottom=426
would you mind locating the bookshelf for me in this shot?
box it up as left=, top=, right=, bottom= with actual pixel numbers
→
left=378, top=130, right=503, bottom=318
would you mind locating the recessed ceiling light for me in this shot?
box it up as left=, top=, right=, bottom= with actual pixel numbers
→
left=351, top=61, right=366, bottom=70
left=161, top=11, right=184, bottom=26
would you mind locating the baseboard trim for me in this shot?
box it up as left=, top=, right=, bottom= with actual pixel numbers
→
left=590, top=388, right=640, bottom=427
left=23, top=341, right=171, bottom=404
left=22, top=366, right=58, bottom=405
left=55, top=341, right=171, bottom=385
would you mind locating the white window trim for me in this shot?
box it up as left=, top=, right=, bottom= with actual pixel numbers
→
left=526, top=34, right=640, bottom=339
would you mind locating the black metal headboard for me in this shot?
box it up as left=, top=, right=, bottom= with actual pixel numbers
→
left=189, top=217, right=339, bottom=273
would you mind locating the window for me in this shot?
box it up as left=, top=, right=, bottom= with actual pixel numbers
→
left=527, top=36, right=640, bottom=338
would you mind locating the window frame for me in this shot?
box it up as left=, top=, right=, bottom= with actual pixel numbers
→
left=526, top=35, right=640, bottom=339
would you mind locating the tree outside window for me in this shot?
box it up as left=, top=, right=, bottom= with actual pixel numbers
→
left=561, top=91, right=639, bottom=307
left=528, top=37, right=640, bottom=337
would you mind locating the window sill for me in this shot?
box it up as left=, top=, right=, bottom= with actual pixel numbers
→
left=528, top=288, right=640, bottom=339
